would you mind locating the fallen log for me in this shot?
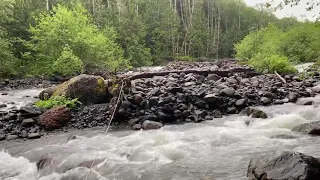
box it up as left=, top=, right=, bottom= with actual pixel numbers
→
left=120, top=67, right=257, bottom=80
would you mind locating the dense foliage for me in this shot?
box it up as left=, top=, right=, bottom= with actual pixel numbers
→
left=235, top=23, right=320, bottom=73
left=0, top=0, right=318, bottom=78
left=35, top=96, right=81, bottom=109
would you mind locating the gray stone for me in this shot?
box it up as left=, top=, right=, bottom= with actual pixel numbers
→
left=203, top=94, right=217, bottom=103
left=235, top=99, right=246, bottom=107
left=207, top=74, right=221, bottom=81
left=292, top=121, right=320, bottom=135
left=21, top=118, right=35, bottom=127
left=296, top=99, right=313, bottom=106
left=21, top=130, right=28, bottom=138
left=212, top=110, right=223, bottom=118
left=242, top=108, right=268, bottom=119
left=184, top=82, right=196, bottom=86
left=28, top=133, right=41, bottom=139
left=288, top=92, right=299, bottom=103
left=133, top=124, right=142, bottom=130
left=0, top=104, right=7, bottom=108
left=6, top=135, right=18, bottom=140
left=260, top=97, right=271, bottom=105
left=220, top=88, right=235, bottom=97
left=133, top=94, right=143, bottom=105
left=142, top=120, right=163, bottom=130
left=247, top=151, right=320, bottom=180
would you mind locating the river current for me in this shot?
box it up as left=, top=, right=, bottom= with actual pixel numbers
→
left=1, top=89, right=320, bottom=180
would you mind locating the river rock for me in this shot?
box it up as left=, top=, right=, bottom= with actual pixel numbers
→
left=242, top=107, right=268, bottom=119
left=28, top=133, right=41, bottom=139
left=220, top=88, right=235, bottom=97
left=0, top=104, right=7, bottom=108
left=207, top=74, right=221, bottom=81
left=212, top=110, right=223, bottom=118
left=39, top=106, right=72, bottom=130
left=39, top=86, right=57, bottom=100
left=46, top=74, right=109, bottom=105
left=21, top=118, right=35, bottom=127
left=235, top=99, right=246, bottom=107
left=149, top=97, right=158, bottom=106
left=6, top=135, right=18, bottom=140
left=203, top=94, right=217, bottom=103
left=288, top=92, right=299, bottom=103
left=133, top=94, right=143, bottom=105
left=247, top=151, right=320, bottom=180
left=296, top=99, right=313, bottom=105
left=292, top=121, right=320, bottom=135
left=37, top=157, right=52, bottom=170
left=19, top=106, right=42, bottom=118
left=142, top=120, right=163, bottom=130
left=260, top=97, right=271, bottom=105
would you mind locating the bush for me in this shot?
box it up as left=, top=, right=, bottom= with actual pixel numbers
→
left=249, top=53, right=297, bottom=74
left=35, top=96, right=81, bottom=109
left=52, top=46, right=84, bottom=76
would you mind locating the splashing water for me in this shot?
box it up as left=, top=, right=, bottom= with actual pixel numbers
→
left=1, top=96, right=320, bottom=180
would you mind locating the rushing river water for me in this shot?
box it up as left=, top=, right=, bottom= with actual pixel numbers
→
left=1, top=90, right=320, bottom=180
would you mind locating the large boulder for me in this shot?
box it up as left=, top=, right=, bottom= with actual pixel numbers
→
left=292, top=121, right=320, bottom=135
left=247, top=151, right=320, bottom=180
left=39, top=106, right=72, bottom=130
left=39, top=74, right=109, bottom=105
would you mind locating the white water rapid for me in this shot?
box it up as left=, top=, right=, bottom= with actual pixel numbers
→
left=1, top=94, right=320, bottom=180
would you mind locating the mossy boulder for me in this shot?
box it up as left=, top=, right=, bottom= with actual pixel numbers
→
left=40, top=74, right=110, bottom=105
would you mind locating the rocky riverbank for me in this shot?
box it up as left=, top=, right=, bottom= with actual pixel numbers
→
left=1, top=60, right=320, bottom=141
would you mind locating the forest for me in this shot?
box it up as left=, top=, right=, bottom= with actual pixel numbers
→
left=0, top=0, right=319, bottom=78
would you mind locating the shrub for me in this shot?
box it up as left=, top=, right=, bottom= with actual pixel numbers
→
left=174, top=56, right=196, bottom=62
left=52, top=46, right=84, bottom=76
left=35, top=96, right=81, bottom=109
left=249, top=53, right=297, bottom=74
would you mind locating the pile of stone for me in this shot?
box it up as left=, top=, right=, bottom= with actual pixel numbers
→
left=2, top=61, right=320, bottom=140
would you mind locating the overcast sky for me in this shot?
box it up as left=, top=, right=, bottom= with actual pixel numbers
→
left=243, top=0, right=320, bottom=21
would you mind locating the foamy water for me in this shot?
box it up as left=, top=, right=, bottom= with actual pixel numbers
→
left=1, top=96, right=320, bottom=180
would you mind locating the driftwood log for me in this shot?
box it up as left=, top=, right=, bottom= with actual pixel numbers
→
left=274, top=71, right=286, bottom=83
left=119, top=67, right=259, bottom=80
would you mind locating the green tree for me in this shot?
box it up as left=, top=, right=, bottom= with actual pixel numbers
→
left=25, top=3, right=127, bottom=75
left=0, top=0, right=19, bottom=78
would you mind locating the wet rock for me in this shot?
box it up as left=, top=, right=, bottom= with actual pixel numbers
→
left=142, top=120, right=163, bottom=130
left=270, top=134, right=297, bottom=139
left=220, top=88, right=235, bottom=97
left=296, top=99, right=313, bottom=106
left=312, top=85, right=320, bottom=93
left=133, top=124, right=142, bottom=130
left=133, top=94, right=143, bottom=105
left=184, top=82, right=196, bottom=86
left=68, top=135, right=77, bottom=141
left=6, top=135, right=18, bottom=140
left=212, top=110, right=223, bottom=118
left=247, top=151, right=320, bottom=180
left=288, top=92, right=299, bottom=103
left=242, top=107, right=268, bottom=119
left=21, top=130, right=28, bottom=138
left=0, top=134, right=6, bottom=141
left=235, top=99, right=246, bottom=107
left=1, top=92, right=8, bottom=95
left=129, top=118, right=140, bottom=126
left=260, top=97, right=271, bottom=105
left=227, top=107, right=238, bottom=114
left=39, top=106, right=72, bottom=130
left=0, top=104, right=7, bottom=108
left=21, top=118, right=35, bottom=127
left=292, top=121, right=320, bottom=135
left=37, top=157, right=52, bottom=170
left=39, top=86, right=57, bottom=100
left=157, top=112, right=172, bottom=121
left=274, top=99, right=284, bottom=105
left=203, top=94, right=217, bottom=103
left=28, top=133, right=41, bottom=139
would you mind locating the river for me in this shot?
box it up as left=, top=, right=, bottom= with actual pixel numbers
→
left=1, top=90, right=320, bottom=180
